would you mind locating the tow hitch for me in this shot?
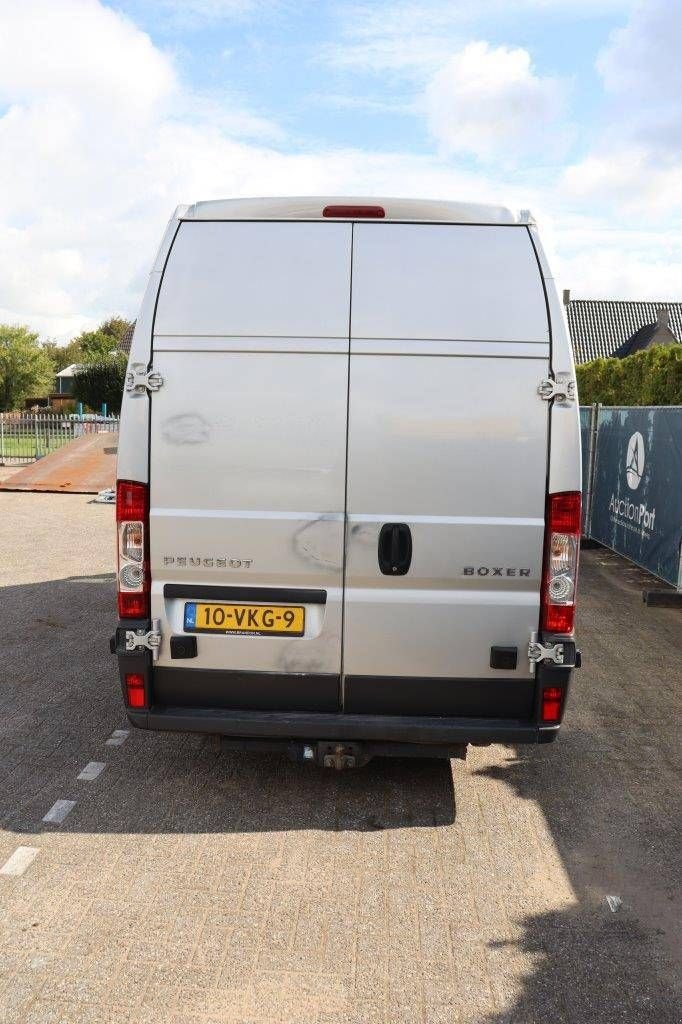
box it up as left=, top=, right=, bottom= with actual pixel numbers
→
left=298, top=741, right=367, bottom=769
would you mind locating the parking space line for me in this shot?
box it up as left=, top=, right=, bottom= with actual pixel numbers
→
left=0, top=846, right=40, bottom=877
left=105, top=729, right=130, bottom=747
left=77, top=761, right=106, bottom=781
left=42, top=800, right=76, bottom=824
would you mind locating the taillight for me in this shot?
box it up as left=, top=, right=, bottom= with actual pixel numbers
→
left=116, top=480, right=149, bottom=618
left=125, top=672, right=146, bottom=708
left=541, top=686, right=563, bottom=723
left=540, top=491, right=581, bottom=635
left=322, top=205, right=385, bottom=218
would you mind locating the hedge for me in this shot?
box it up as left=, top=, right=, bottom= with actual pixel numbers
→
left=576, top=344, right=682, bottom=406
left=73, top=354, right=127, bottom=414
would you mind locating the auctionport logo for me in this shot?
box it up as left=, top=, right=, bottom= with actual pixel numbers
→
left=625, top=431, right=645, bottom=490
left=608, top=430, right=656, bottom=536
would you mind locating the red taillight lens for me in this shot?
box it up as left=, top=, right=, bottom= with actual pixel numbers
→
left=322, top=205, right=385, bottom=218
left=116, top=480, right=148, bottom=521
left=116, top=479, right=149, bottom=619
left=541, top=491, right=581, bottom=635
left=125, top=672, right=146, bottom=708
left=541, top=686, right=563, bottom=723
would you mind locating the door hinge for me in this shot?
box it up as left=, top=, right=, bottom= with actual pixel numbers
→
left=538, top=375, right=575, bottom=404
left=528, top=631, right=567, bottom=667
left=125, top=619, right=162, bottom=661
left=125, top=363, right=164, bottom=395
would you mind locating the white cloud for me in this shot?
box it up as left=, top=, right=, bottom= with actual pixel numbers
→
left=561, top=148, right=682, bottom=217
left=0, top=0, right=679, bottom=342
left=324, top=0, right=633, bottom=74
left=559, top=0, right=682, bottom=222
left=597, top=0, right=682, bottom=151
left=0, top=0, right=175, bottom=119
left=423, top=41, right=567, bottom=162
left=0, top=0, right=283, bottom=340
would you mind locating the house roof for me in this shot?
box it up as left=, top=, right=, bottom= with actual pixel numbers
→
left=567, top=299, right=682, bottom=363
left=55, top=363, right=82, bottom=378
left=118, top=322, right=135, bottom=355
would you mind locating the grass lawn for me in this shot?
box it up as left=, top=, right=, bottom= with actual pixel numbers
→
left=0, top=433, right=72, bottom=462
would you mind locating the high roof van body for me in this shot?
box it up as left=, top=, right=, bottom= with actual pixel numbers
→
left=112, top=198, right=581, bottom=766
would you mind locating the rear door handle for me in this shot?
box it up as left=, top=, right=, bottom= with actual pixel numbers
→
left=378, top=523, right=412, bottom=576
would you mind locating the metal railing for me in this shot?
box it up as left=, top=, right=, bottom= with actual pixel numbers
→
left=0, top=412, right=119, bottom=465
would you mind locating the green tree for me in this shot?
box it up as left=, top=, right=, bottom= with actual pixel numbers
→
left=0, top=325, right=54, bottom=411
left=74, top=316, right=133, bottom=364
left=41, top=338, right=85, bottom=374
left=72, top=354, right=128, bottom=414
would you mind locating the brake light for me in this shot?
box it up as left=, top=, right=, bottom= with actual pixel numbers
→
left=116, top=480, right=149, bottom=618
left=541, top=686, right=563, bottom=723
left=125, top=672, right=146, bottom=708
left=322, top=205, right=385, bottom=218
left=540, top=491, right=581, bottom=635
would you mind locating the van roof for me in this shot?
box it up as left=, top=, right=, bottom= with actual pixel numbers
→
left=180, top=197, right=531, bottom=225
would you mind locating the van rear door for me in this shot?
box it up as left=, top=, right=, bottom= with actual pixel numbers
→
left=149, top=221, right=351, bottom=711
left=343, top=223, right=550, bottom=715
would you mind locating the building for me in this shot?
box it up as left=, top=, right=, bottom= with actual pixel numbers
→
left=565, top=292, right=682, bottom=364
left=54, top=363, right=83, bottom=396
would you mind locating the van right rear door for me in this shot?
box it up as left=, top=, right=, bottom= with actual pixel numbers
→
left=342, top=223, right=550, bottom=716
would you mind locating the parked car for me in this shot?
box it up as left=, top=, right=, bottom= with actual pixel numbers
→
left=111, top=197, right=582, bottom=767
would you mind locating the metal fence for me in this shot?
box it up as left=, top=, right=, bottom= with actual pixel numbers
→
left=581, top=404, right=682, bottom=590
left=0, top=413, right=119, bottom=465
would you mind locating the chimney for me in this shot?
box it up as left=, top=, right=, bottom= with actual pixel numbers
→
left=656, top=306, right=670, bottom=328
left=563, top=289, right=570, bottom=307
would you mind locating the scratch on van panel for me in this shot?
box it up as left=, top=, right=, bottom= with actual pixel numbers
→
left=293, top=515, right=342, bottom=570
left=162, top=414, right=211, bottom=446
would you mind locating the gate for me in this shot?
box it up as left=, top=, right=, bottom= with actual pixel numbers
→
left=0, top=413, right=119, bottom=466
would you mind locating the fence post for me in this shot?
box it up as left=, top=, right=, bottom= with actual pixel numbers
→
left=586, top=403, right=600, bottom=538
left=34, top=412, right=39, bottom=460
left=0, top=414, right=4, bottom=465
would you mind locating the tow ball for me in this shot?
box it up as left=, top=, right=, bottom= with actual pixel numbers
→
left=299, top=742, right=366, bottom=769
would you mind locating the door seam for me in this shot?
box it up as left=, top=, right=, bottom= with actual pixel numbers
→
left=339, top=223, right=354, bottom=711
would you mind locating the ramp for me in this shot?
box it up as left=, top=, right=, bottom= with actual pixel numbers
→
left=0, top=433, right=117, bottom=494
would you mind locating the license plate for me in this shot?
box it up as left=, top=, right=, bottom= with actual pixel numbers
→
left=184, top=602, right=304, bottom=637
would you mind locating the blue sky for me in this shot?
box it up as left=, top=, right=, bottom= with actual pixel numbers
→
left=0, top=0, right=680, bottom=341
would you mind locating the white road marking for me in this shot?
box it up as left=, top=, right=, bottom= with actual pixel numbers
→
left=42, top=800, right=76, bottom=824
left=0, top=846, right=39, bottom=877
left=606, top=895, right=622, bottom=912
left=105, top=729, right=130, bottom=747
left=77, top=761, right=106, bottom=782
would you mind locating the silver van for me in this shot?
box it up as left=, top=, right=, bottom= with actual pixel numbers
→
left=112, top=197, right=582, bottom=766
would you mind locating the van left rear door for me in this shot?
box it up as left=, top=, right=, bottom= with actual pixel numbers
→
left=148, top=220, right=352, bottom=712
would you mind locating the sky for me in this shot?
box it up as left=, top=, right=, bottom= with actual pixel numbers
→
left=0, top=0, right=681, bottom=342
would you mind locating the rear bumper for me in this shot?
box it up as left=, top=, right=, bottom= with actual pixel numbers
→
left=126, top=705, right=560, bottom=745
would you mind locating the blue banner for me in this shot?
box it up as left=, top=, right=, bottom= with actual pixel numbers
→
left=588, top=407, right=682, bottom=587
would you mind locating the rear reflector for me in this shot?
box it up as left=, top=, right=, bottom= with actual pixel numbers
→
left=116, top=480, right=150, bottom=619
left=323, top=205, right=385, bottom=218
left=125, top=672, right=146, bottom=709
left=541, top=491, right=581, bottom=635
left=541, top=686, right=563, bottom=723
left=118, top=591, right=149, bottom=619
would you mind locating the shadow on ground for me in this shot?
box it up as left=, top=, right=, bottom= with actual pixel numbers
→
left=0, top=573, right=455, bottom=835
left=1, top=550, right=680, bottom=1021
left=475, top=547, right=682, bottom=1022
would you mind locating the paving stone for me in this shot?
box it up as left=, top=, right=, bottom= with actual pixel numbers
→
left=0, top=496, right=680, bottom=1024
